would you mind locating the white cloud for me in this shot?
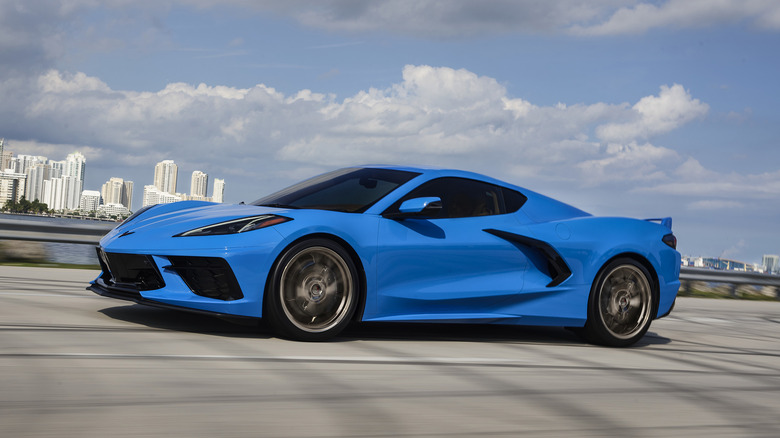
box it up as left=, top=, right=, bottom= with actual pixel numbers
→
left=280, top=0, right=608, bottom=37
left=596, top=84, right=709, bottom=143
left=689, top=200, right=744, bottom=210
left=2, top=0, right=778, bottom=79
left=720, top=239, right=748, bottom=260
left=639, top=167, right=780, bottom=200
left=578, top=141, right=681, bottom=185
left=0, top=65, right=721, bottom=192
left=673, top=157, right=718, bottom=180
left=38, top=70, right=112, bottom=94
left=1, top=139, right=104, bottom=162
left=0, top=0, right=175, bottom=76
left=572, top=0, right=780, bottom=36
left=247, top=0, right=780, bottom=37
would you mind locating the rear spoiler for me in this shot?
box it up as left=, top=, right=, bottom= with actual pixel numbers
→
left=645, top=217, right=673, bottom=230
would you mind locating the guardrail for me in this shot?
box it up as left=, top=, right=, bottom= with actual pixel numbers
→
left=679, top=266, right=780, bottom=298
left=680, top=266, right=780, bottom=287
left=0, top=217, right=116, bottom=245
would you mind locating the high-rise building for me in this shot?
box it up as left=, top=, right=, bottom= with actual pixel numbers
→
left=63, top=175, right=82, bottom=211
left=0, top=139, right=12, bottom=172
left=13, top=154, right=47, bottom=176
left=123, top=180, right=134, bottom=211
left=0, top=171, right=27, bottom=204
left=49, top=160, right=64, bottom=178
left=65, top=152, right=86, bottom=179
left=61, top=152, right=86, bottom=210
left=40, top=174, right=81, bottom=212
left=106, top=178, right=122, bottom=203
left=101, top=177, right=123, bottom=205
left=190, top=171, right=208, bottom=199
left=43, top=176, right=67, bottom=211
left=25, top=163, right=52, bottom=202
left=64, top=152, right=85, bottom=183
left=102, top=177, right=135, bottom=211
left=153, top=160, right=178, bottom=194
left=212, top=178, right=225, bottom=203
left=142, top=184, right=182, bottom=207
left=763, top=255, right=779, bottom=275
left=79, top=190, right=102, bottom=212
left=42, top=179, right=57, bottom=209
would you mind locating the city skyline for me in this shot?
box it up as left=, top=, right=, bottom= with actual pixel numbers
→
left=0, top=150, right=86, bottom=212
left=142, top=159, right=224, bottom=207
left=1, top=145, right=226, bottom=216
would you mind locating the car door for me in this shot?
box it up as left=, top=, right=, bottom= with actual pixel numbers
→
left=371, top=177, right=532, bottom=321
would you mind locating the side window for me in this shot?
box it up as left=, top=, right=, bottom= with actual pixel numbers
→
left=502, top=187, right=527, bottom=213
left=388, top=177, right=508, bottom=218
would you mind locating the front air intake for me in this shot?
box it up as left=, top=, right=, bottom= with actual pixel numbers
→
left=165, top=256, right=244, bottom=301
left=97, top=248, right=166, bottom=291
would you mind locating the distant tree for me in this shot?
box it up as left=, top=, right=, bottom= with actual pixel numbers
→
left=17, top=196, right=31, bottom=213
left=31, top=199, right=48, bottom=214
left=0, top=197, right=49, bottom=214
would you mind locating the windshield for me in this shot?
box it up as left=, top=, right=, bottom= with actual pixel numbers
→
left=251, top=168, right=421, bottom=213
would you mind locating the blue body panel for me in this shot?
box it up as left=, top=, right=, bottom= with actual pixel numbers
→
left=93, top=166, right=681, bottom=329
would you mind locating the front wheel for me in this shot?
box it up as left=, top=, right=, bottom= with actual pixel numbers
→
left=265, top=239, right=359, bottom=341
left=584, top=258, right=655, bottom=347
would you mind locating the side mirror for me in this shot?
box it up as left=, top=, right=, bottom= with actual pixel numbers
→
left=384, top=197, right=442, bottom=219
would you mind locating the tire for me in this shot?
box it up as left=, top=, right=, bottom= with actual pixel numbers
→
left=265, top=239, right=359, bottom=341
left=584, top=258, right=655, bottom=347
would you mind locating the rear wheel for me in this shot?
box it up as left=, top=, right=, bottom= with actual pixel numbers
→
left=584, top=258, right=655, bottom=347
left=265, top=239, right=359, bottom=341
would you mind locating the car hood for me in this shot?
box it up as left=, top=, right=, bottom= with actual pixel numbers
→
left=101, top=201, right=286, bottom=247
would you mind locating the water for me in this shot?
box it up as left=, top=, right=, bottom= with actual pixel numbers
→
left=45, top=242, right=99, bottom=265
left=1, top=213, right=117, bottom=265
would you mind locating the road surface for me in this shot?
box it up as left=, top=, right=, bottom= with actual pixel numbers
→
left=1, top=266, right=779, bottom=437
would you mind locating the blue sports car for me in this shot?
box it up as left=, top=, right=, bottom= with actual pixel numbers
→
left=89, top=166, right=680, bottom=346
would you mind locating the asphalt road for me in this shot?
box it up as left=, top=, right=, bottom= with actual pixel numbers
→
left=1, top=266, right=779, bottom=438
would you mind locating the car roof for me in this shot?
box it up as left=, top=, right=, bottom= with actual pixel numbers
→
left=358, top=164, right=505, bottom=184
left=358, top=164, right=591, bottom=221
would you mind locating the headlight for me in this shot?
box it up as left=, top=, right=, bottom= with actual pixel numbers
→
left=174, top=215, right=292, bottom=237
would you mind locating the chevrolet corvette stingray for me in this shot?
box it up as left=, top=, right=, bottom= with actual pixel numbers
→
left=89, top=166, right=680, bottom=346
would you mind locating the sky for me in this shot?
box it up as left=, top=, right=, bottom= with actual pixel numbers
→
left=1, top=0, right=779, bottom=264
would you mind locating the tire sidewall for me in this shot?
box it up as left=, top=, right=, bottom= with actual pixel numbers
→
left=265, top=238, right=359, bottom=341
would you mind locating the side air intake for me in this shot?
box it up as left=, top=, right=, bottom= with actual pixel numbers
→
left=483, top=229, right=572, bottom=287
